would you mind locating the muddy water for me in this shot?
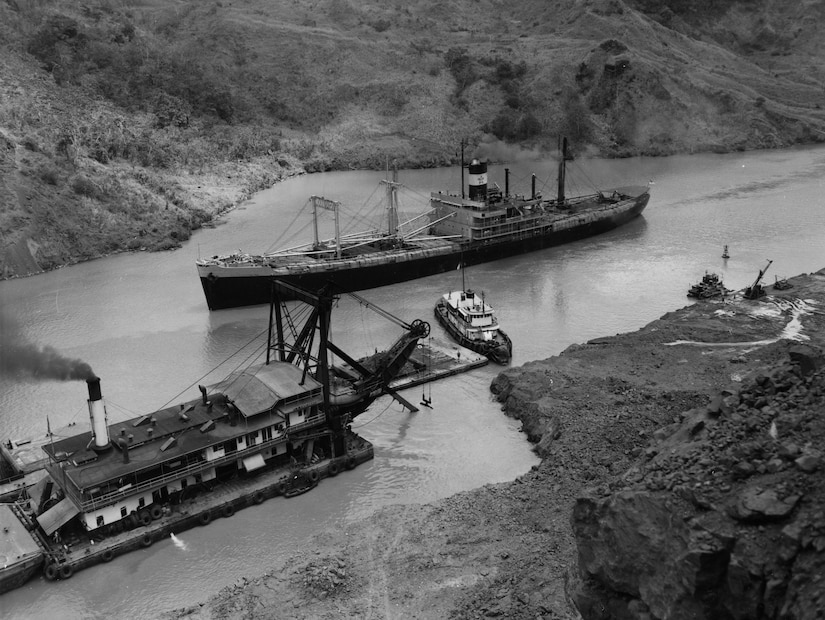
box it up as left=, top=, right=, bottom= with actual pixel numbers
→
left=1, top=145, right=825, bottom=618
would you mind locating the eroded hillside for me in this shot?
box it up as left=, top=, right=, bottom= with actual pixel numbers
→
left=1, top=0, right=824, bottom=277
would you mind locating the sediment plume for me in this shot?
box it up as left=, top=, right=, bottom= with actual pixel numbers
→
left=0, top=312, right=95, bottom=381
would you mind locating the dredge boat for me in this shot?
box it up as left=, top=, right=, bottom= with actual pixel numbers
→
left=434, top=272, right=512, bottom=365
left=197, top=139, right=650, bottom=310
left=0, top=281, right=429, bottom=593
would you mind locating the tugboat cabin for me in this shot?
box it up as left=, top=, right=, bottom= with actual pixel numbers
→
left=443, top=290, right=498, bottom=341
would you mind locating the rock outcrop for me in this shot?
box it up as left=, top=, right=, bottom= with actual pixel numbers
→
left=571, top=343, right=825, bottom=619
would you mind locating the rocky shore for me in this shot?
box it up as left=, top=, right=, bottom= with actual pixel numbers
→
left=165, top=268, right=825, bottom=620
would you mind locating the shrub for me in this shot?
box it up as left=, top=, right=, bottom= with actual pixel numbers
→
left=445, top=47, right=477, bottom=92
left=493, top=59, right=527, bottom=82
left=39, top=166, right=60, bottom=185
left=26, top=14, right=86, bottom=85
left=153, top=238, right=181, bottom=251
left=22, top=135, right=40, bottom=152
left=370, top=19, right=391, bottom=32
left=70, top=175, right=98, bottom=198
left=485, top=109, right=542, bottom=142
left=154, top=93, right=191, bottom=129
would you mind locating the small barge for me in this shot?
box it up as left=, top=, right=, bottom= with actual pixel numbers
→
left=0, top=281, right=430, bottom=593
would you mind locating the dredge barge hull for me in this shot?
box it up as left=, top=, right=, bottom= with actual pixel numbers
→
left=16, top=433, right=373, bottom=589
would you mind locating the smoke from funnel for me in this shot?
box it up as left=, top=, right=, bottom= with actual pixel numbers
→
left=0, top=311, right=95, bottom=381
left=472, top=134, right=547, bottom=164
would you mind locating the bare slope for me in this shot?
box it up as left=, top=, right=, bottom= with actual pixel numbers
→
left=1, top=0, right=824, bottom=275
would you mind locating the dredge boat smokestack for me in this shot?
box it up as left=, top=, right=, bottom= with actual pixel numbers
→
left=87, top=377, right=111, bottom=452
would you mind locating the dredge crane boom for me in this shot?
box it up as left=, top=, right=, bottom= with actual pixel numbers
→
left=267, top=280, right=430, bottom=417
left=744, top=259, right=773, bottom=300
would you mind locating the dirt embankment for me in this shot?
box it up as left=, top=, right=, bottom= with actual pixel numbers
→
left=163, top=270, right=825, bottom=620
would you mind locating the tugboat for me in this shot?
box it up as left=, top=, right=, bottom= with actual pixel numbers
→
left=434, top=269, right=512, bottom=364
left=687, top=272, right=729, bottom=299
left=0, top=280, right=429, bottom=592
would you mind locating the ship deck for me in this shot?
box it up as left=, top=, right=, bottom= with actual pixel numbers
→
left=0, top=503, right=44, bottom=594
left=199, top=237, right=459, bottom=270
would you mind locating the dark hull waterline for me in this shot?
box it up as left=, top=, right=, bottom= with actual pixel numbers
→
left=200, top=194, right=649, bottom=310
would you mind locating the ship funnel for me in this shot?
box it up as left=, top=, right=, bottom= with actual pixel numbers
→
left=87, top=377, right=111, bottom=452
left=468, top=159, right=488, bottom=202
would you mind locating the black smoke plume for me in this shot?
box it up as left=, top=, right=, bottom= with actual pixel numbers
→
left=0, top=311, right=95, bottom=381
left=472, top=134, right=547, bottom=164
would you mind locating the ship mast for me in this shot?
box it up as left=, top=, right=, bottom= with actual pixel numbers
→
left=310, top=196, right=342, bottom=258
left=557, top=136, right=568, bottom=204
left=460, top=139, right=466, bottom=200
left=383, top=161, right=400, bottom=239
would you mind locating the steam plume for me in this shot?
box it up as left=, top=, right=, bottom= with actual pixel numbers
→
left=0, top=311, right=95, bottom=381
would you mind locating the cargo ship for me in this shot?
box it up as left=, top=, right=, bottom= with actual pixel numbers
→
left=0, top=281, right=429, bottom=592
left=196, top=139, right=651, bottom=310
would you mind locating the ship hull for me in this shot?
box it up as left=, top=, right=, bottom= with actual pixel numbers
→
left=199, top=192, right=649, bottom=310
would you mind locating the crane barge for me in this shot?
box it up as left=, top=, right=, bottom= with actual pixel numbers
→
left=743, top=260, right=773, bottom=300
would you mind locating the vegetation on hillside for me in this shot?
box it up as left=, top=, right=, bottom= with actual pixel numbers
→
left=1, top=0, right=824, bottom=277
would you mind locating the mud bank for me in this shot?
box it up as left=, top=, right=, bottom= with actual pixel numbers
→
left=165, top=268, right=825, bottom=620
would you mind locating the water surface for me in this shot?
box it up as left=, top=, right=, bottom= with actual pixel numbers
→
left=1, top=146, right=824, bottom=618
